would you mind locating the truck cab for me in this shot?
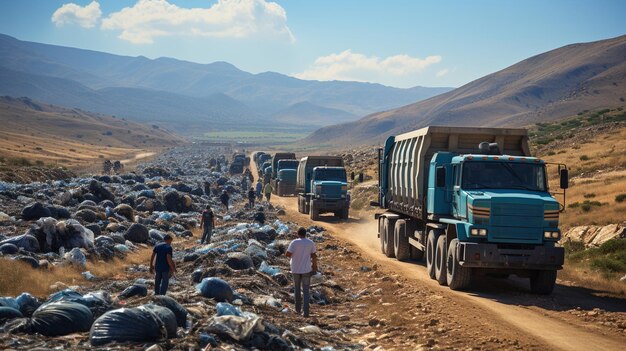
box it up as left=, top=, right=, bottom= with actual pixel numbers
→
left=296, top=156, right=350, bottom=221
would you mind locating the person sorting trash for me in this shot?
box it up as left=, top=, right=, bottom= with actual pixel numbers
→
left=150, top=234, right=177, bottom=295
left=220, top=190, right=230, bottom=210
left=286, top=227, right=318, bottom=318
left=256, top=179, right=263, bottom=200
left=247, top=187, right=256, bottom=208
left=200, top=205, right=215, bottom=244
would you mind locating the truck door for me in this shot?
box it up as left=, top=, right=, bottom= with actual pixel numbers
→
left=452, top=164, right=462, bottom=218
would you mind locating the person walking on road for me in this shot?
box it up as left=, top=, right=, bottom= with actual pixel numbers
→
left=286, top=227, right=318, bottom=317
left=200, top=205, right=215, bottom=244
left=264, top=182, right=273, bottom=202
left=220, top=190, right=230, bottom=210
left=255, top=180, right=263, bottom=200
left=150, top=234, right=176, bottom=296
left=247, top=187, right=256, bottom=208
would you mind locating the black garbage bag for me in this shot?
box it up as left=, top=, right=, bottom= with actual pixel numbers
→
left=191, top=269, right=203, bottom=283
left=30, top=301, right=93, bottom=336
left=45, top=289, right=112, bottom=318
left=16, top=293, right=41, bottom=317
left=139, top=304, right=177, bottom=338
left=1, top=234, right=40, bottom=253
left=151, top=295, right=188, bottom=328
left=21, top=202, right=51, bottom=221
left=196, top=278, right=233, bottom=302
left=14, top=255, right=39, bottom=268
left=118, top=284, right=148, bottom=299
left=0, top=306, right=23, bottom=323
left=89, top=307, right=167, bottom=346
left=224, top=252, right=254, bottom=270
left=124, top=223, right=149, bottom=243
left=0, top=243, right=19, bottom=254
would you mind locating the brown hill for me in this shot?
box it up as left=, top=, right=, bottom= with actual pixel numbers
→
left=304, top=35, right=626, bottom=147
left=0, top=96, right=182, bottom=171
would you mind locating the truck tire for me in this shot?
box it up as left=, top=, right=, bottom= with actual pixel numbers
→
left=382, top=217, right=396, bottom=258
left=394, top=220, right=410, bottom=261
left=434, top=234, right=447, bottom=286
left=530, top=270, right=557, bottom=295
left=426, top=229, right=441, bottom=279
left=310, top=200, right=320, bottom=221
left=277, top=184, right=283, bottom=197
left=379, top=218, right=386, bottom=254
left=340, top=208, right=349, bottom=220
left=446, top=239, right=471, bottom=290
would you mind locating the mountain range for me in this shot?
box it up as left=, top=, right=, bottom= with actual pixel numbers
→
left=305, top=35, right=626, bottom=146
left=0, top=34, right=452, bottom=133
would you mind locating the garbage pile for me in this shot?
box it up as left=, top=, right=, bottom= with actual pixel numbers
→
left=0, top=143, right=359, bottom=350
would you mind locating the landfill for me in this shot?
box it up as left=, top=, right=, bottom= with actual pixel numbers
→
left=0, top=143, right=359, bottom=350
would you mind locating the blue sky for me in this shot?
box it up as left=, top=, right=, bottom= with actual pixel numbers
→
left=0, top=0, right=624, bottom=88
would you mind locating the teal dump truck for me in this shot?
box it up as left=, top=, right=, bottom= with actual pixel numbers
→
left=271, top=159, right=299, bottom=196
left=372, top=126, right=568, bottom=294
left=297, top=156, right=350, bottom=220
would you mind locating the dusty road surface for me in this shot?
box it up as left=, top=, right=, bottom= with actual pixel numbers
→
left=251, top=154, right=626, bottom=351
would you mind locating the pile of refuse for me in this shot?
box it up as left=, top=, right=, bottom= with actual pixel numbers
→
left=0, top=143, right=357, bottom=350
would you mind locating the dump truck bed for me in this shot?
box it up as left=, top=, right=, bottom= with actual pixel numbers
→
left=381, top=126, right=530, bottom=219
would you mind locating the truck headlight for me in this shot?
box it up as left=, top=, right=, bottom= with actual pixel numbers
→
left=470, top=228, right=487, bottom=236
left=544, top=231, right=560, bottom=240
left=341, top=194, right=346, bottom=198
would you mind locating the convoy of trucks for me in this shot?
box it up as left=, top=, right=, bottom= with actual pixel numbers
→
left=229, top=153, right=246, bottom=174
left=370, top=126, right=568, bottom=294
left=271, top=159, right=299, bottom=196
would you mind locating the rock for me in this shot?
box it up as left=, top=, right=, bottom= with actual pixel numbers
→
left=224, top=252, right=254, bottom=270
left=79, top=200, right=98, bottom=208
left=149, top=229, right=165, bottom=241
left=590, top=224, right=625, bottom=247
left=113, top=204, right=134, bottom=222
left=620, top=274, right=626, bottom=282
left=183, top=253, right=200, bottom=262
left=49, top=206, right=71, bottom=219
left=337, top=314, right=350, bottom=321
left=124, top=223, right=149, bottom=243
left=99, top=200, right=115, bottom=208
left=74, top=209, right=98, bottom=223
left=21, top=202, right=51, bottom=220
left=89, top=180, right=114, bottom=202
left=14, top=255, right=39, bottom=268
left=86, top=224, right=102, bottom=237
left=562, top=224, right=625, bottom=247
left=95, top=236, right=115, bottom=247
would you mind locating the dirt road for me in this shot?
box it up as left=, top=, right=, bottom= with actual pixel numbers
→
left=251, top=155, right=626, bottom=350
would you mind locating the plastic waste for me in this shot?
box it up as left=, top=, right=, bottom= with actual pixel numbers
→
left=114, top=244, right=131, bottom=253
left=89, top=307, right=167, bottom=346
left=45, top=289, right=112, bottom=318
left=82, top=271, right=96, bottom=280
left=118, top=284, right=148, bottom=299
left=199, top=332, right=219, bottom=348
left=158, top=212, right=176, bottom=221
left=252, top=295, right=283, bottom=309
left=0, top=306, right=23, bottom=322
left=299, top=325, right=323, bottom=334
left=259, top=261, right=281, bottom=276
left=0, top=211, right=10, bottom=222
left=139, top=304, right=178, bottom=339
left=215, top=302, right=243, bottom=317
left=152, top=295, right=188, bottom=327
left=196, top=277, right=233, bottom=302
left=30, top=301, right=93, bottom=336
left=16, top=293, right=40, bottom=317
left=222, top=215, right=232, bottom=221
left=206, top=314, right=264, bottom=341
left=0, top=297, right=19, bottom=310
left=64, top=247, right=87, bottom=267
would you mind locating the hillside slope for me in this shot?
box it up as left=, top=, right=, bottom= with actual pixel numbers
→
left=305, top=35, right=626, bottom=146
left=0, top=34, right=452, bottom=129
left=0, top=96, right=181, bottom=169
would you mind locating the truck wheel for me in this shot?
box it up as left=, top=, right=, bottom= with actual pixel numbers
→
left=426, top=229, right=440, bottom=279
left=382, top=217, right=396, bottom=258
left=446, top=239, right=471, bottom=290
left=435, top=234, right=447, bottom=286
left=340, top=208, right=349, bottom=220
left=530, top=270, right=557, bottom=295
left=379, top=218, right=386, bottom=254
left=310, top=200, right=320, bottom=221
left=394, top=220, right=410, bottom=261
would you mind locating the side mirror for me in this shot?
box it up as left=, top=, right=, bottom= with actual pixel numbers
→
left=560, top=169, right=569, bottom=189
left=436, top=167, right=446, bottom=188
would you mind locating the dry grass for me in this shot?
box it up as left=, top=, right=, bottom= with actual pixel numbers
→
left=541, top=126, right=626, bottom=227
left=0, top=248, right=152, bottom=298
left=559, top=264, right=626, bottom=297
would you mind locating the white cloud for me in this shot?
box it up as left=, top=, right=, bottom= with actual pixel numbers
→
left=436, top=68, right=449, bottom=77
left=294, top=50, right=442, bottom=85
left=51, top=1, right=102, bottom=28
left=99, top=0, right=294, bottom=44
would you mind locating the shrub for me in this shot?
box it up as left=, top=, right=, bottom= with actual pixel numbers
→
left=615, top=194, right=626, bottom=203
left=579, top=155, right=589, bottom=161
left=569, top=202, right=580, bottom=208
left=563, top=240, right=586, bottom=255
left=581, top=203, right=592, bottom=212
left=583, top=193, right=596, bottom=198
left=547, top=151, right=556, bottom=156
left=590, top=257, right=626, bottom=273
left=35, top=160, right=44, bottom=166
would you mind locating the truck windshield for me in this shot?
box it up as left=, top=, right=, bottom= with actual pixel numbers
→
left=315, top=169, right=347, bottom=182
left=462, top=162, right=546, bottom=191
